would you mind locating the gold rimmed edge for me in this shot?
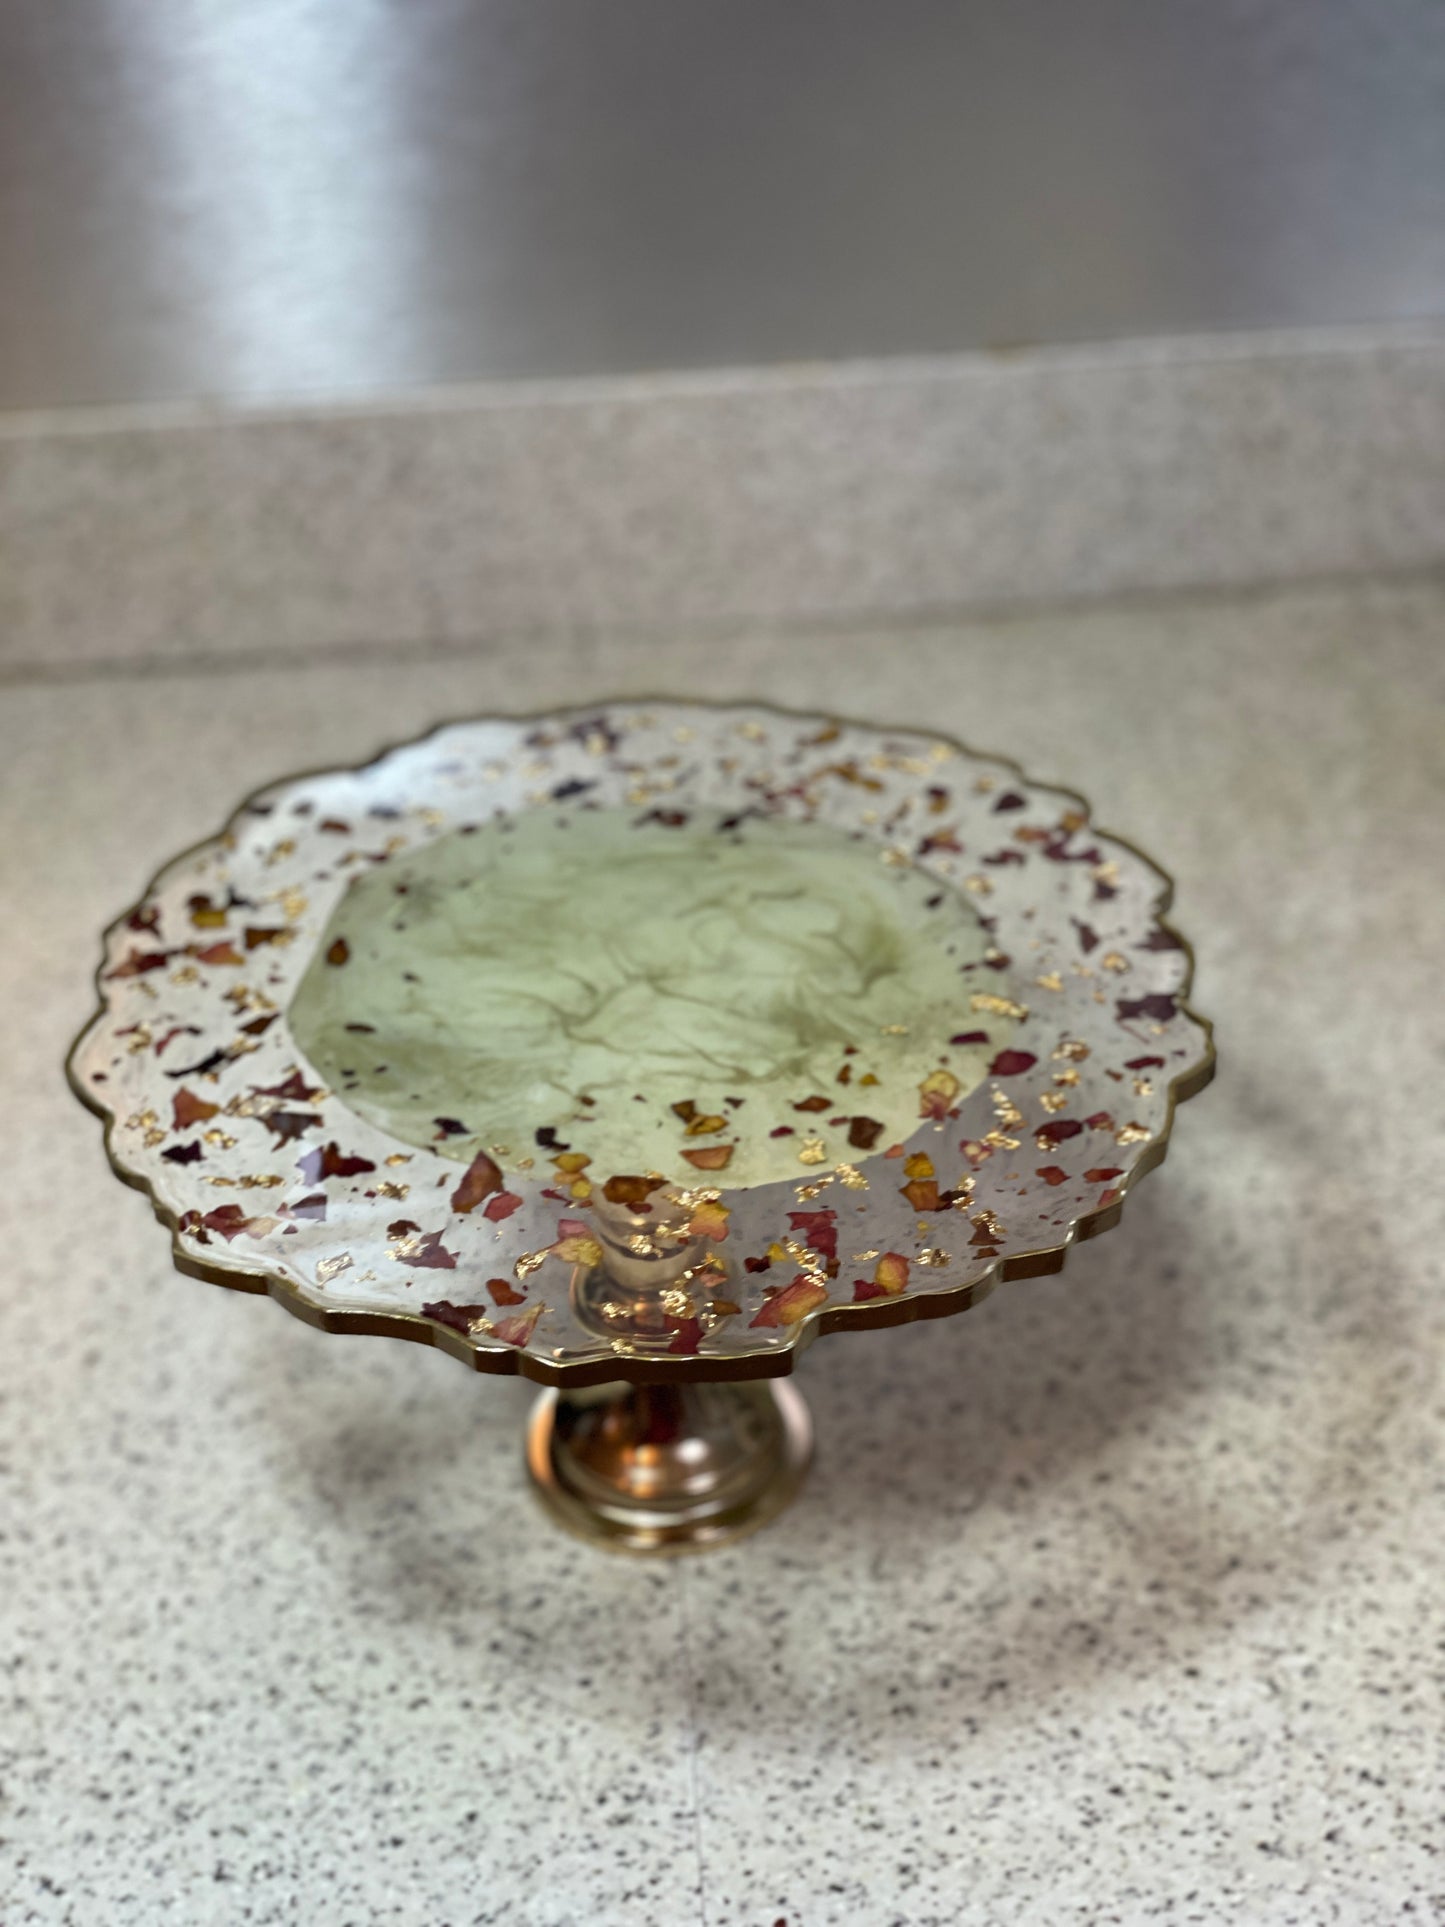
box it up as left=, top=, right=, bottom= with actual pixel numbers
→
left=65, top=694, right=1216, bottom=1388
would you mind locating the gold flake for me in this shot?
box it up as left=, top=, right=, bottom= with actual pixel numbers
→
left=377, top=1180, right=410, bottom=1200
left=275, top=888, right=309, bottom=921
left=1116, top=1122, right=1153, bottom=1145
left=991, top=1089, right=1024, bottom=1128
left=204, top=1176, right=237, bottom=1188
left=264, top=838, right=297, bottom=867
left=798, top=1137, right=828, bottom=1165
left=1133, top=1077, right=1154, bottom=1098
left=1101, top=952, right=1130, bottom=973
left=963, top=874, right=993, bottom=896
left=224, top=1091, right=281, bottom=1119
left=238, top=1174, right=283, bottom=1190
left=223, top=984, right=276, bottom=1014
left=169, top=965, right=200, bottom=986
left=916, top=1248, right=951, bottom=1267
left=880, top=847, right=911, bottom=867
left=1035, top=972, right=1064, bottom=992
left=1053, top=1068, right=1081, bottom=1086
left=660, top=1289, right=694, bottom=1318
left=853, top=1249, right=881, bottom=1263
left=515, top=1249, right=548, bottom=1281
left=794, top=1181, right=827, bottom=1201
left=834, top=1164, right=869, bottom=1190
left=316, top=1252, right=352, bottom=1285
left=384, top=1153, right=412, bottom=1167
left=984, top=1128, right=1020, bottom=1151
left=126, top=1025, right=153, bottom=1055
left=1052, top=1039, right=1090, bottom=1061
left=553, top=1230, right=602, bottom=1266
left=880, top=1022, right=909, bottom=1035
left=124, top=1109, right=159, bottom=1133
left=1092, top=861, right=1120, bottom=886
left=1038, top=1090, right=1069, bottom=1113
left=971, top=992, right=1028, bottom=1020
left=203, top=1129, right=238, bottom=1149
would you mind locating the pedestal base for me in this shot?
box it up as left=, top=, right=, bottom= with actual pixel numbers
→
left=525, top=1377, right=812, bottom=1555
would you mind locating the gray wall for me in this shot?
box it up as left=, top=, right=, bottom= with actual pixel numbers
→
left=3, top=0, right=1443, bottom=409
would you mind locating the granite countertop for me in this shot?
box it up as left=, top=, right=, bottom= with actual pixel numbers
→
left=2, top=572, right=1441, bottom=1925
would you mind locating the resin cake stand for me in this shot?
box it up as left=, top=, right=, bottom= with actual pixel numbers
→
left=69, top=702, right=1213, bottom=1553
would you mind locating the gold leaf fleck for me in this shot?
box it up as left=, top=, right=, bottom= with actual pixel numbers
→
left=797, top=1137, right=827, bottom=1166
left=971, top=992, right=1028, bottom=1020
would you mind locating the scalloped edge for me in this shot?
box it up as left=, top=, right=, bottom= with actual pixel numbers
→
left=66, top=696, right=1215, bottom=1388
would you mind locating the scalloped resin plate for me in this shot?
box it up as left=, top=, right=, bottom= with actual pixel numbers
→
left=70, top=702, right=1214, bottom=1386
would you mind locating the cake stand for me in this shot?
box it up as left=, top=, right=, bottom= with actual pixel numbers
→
left=69, top=701, right=1214, bottom=1553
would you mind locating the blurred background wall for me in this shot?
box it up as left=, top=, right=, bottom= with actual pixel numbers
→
left=3, top=0, right=1443, bottom=410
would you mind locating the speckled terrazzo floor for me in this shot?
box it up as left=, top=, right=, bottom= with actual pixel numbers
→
left=2, top=574, right=1442, bottom=1926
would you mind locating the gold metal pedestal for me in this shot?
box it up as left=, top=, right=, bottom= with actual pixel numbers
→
left=525, top=1377, right=813, bottom=1554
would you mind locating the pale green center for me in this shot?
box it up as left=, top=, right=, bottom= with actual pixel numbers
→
left=289, top=809, right=1001, bottom=1188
